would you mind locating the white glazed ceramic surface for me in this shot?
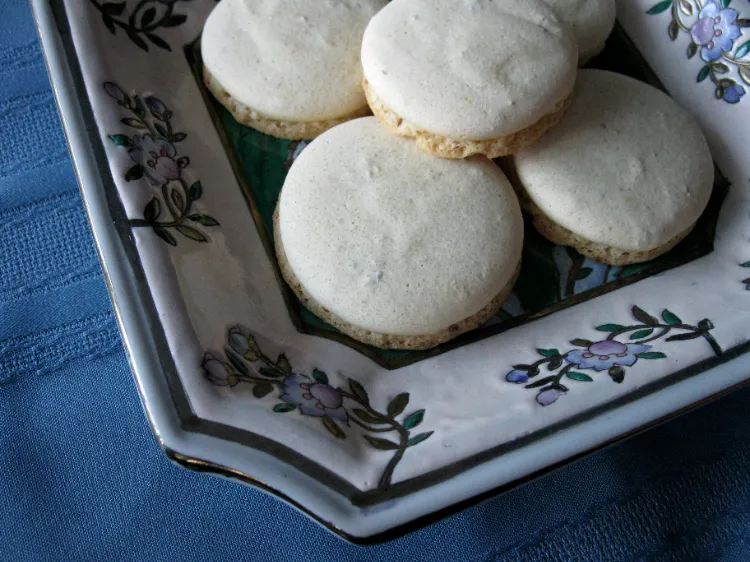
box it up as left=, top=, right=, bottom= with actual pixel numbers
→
left=32, top=0, right=750, bottom=542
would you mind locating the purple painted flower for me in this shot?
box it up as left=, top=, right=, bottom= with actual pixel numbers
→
left=723, top=83, right=746, bottom=103
left=145, top=96, right=167, bottom=117
left=104, top=81, right=127, bottom=103
left=129, top=134, right=181, bottom=185
left=506, top=369, right=530, bottom=384
left=280, top=374, right=348, bottom=423
left=565, top=340, right=651, bottom=372
left=202, top=353, right=236, bottom=386
left=536, top=388, right=562, bottom=406
left=690, top=1, right=741, bottom=62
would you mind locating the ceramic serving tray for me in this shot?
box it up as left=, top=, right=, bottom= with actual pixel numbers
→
left=32, top=0, right=750, bottom=543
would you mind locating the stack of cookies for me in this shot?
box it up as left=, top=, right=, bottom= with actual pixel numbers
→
left=202, top=0, right=714, bottom=350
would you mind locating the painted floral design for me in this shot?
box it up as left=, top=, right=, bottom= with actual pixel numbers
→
left=647, top=0, right=750, bottom=104
left=506, top=306, right=722, bottom=406
left=105, top=82, right=219, bottom=246
left=203, top=326, right=434, bottom=489
left=89, top=0, right=191, bottom=52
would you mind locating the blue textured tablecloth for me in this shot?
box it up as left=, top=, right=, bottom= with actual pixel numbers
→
left=3, top=1, right=750, bottom=559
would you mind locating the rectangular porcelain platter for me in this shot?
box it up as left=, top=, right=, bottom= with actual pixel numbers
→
left=33, top=0, right=750, bottom=543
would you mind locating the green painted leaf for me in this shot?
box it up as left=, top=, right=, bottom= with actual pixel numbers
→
left=570, top=338, right=594, bottom=347
left=349, top=378, right=370, bottom=406
left=364, top=435, right=400, bottom=451
left=630, top=328, right=655, bottom=340
left=102, top=15, right=116, bottom=34
left=276, top=354, right=292, bottom=374
left=537, top=349, right=560, bottom=357
left=687, top=42, right=698, bottom=59
left=171, top=132, right=187, bottom=142
left=567, top=371, right=593, bottom=382
left=143, top=198, right=160, bottom=222
left=187, top=214, right=220, bottom=227
left=146, top=33, right=171, bottom=51
left=721, top=0, right=731, bottom=8
left=352, top=409, right=387, bottom=425
left=632, top=306, right=658, bottom=325
left=127, top=30, right=149, bottom=52
left=133, top=95, right=146, bottom=118
left=735, top=41, right=750, bottom=59
left=188, top=181, right=203, bottom=201
left=152, top=226, right=176, bottom=246
left=141, top=7, right=156, bottom=27
left=225, top=348, right=251, bottom=378
left=177, top=156, right=190, bottom=168
left=170, top=188, right=184, bottom=212
left=109, top=134, right=132, bottom=147
left=697, top=66, right=710, bottom=83
left=741, top=262, right=750, bottom=268
left=101, top=2, right=126, bottom=15
left=576, top=267, right=593, bottom=280
left=596, top=324, right=625, bottom=332
left=273, top=403, right=296, bottom=413
left=252, top=383, right=273, bottom=399
left=407, top=431, right=433, bottom=447
left=668, top=19, right=679, bottom=41
left=662, top=310, right=682, bottom=325
left=636, top=352, right=667, bottom=359
left=646, top=0, right=673, bottom=14
left=322, top=416, right=345, bottom=439
left=163, top=14, right=188, bottom=28
left=609, top=366, right=625, bottom=383
left=387, top=393, right=410, bottom=418
left=155, top=123, right=169, bottom=139
left=714, top=63, right=731, bottom=75
left=311, top=368, right=328, bottom=384
left=125, top=165, right=144, bottom=181
left=259, top=368, right=281, bottom=378
left=121, top=117, right=146, bottom=129
left=176, top=225, right=207, bottom=242
left=403, top=410, right=425, bottom=430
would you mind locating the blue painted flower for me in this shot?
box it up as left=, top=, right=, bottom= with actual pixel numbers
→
left=202, top=353, right=236, bottom=386
left=565, top=340, right=651, bottom=372
left=506, top=369, right=530, bottom=384
left=536, top=388, right=562, bottom=407
left=227, top=326, right=260, bottom=361
left=129, top=134, right=181, bottom=185
left=690, top=1, right=741, bottom=62
left=145, top=96, right=167, bottom=118
left=104, top=81, right=128, bottom=103
left=280, top=375, right=348, bottom=423
left=723, top=83, right=746, bottom=103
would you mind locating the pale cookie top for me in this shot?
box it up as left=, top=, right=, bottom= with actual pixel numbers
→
left=543, top=0, right=616, bottom=63
left=202, top=0, right=386, bottom=122
left=360, top=0, right=578, bottom=141
left=514, top=70, right=714, bottom=253
left=278, top=118, right=523, bottom=335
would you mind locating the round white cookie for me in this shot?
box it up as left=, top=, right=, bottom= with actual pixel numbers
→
left=360, top=0, right=578, bottom=158
left=202, top=0, right=386, bottom=137
left=275, top=118, right=523, bottom=349
left=513, top=70, right=713, bottom=265
left=543, top=0, right=616, bottom=64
